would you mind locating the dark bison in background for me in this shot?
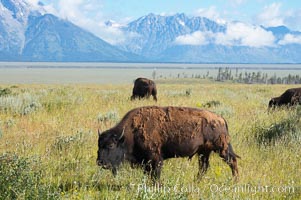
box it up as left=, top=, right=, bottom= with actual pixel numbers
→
left=131, top=78, right=157, bottom=101
left=97, top=106, right=240, bottom=181
left=269, top=87, right=301, bottom=109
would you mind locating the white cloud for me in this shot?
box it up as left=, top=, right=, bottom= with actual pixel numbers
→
left=175, top=31, right=213, bottom=45
left=284, top=9, right=301, bottom=31
left=216, top=22, right=275, bottom=47
left=196, top=6, right=226, bottom=24
left=38, top=0, right=128, bottom=44
left=255, top=3, right=301, bottom=31
left=25, top=0, right=46, bottom=12
left=279, top=34, right=301, bottom=45
left=228, top=0, right=246, bottom=6
left=43, top=4, right=58, bottom=16
left=174, top=22, right=275, bottom=47
left=197, top=1, right=301, bottom=32
left=96, top=23, right=128, bottom=44
left=256, top=3, right=284, bottom=27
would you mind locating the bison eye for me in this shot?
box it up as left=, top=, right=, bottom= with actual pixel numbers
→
left=107, top=143, right=115, bottom=149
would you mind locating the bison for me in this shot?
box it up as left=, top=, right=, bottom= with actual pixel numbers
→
left=269, top=87, right=301, bottom=109
left=131, top=78, right=157, bottom=101
left=97, top=106, right=240, bottom=181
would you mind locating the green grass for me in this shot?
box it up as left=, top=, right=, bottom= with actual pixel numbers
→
left=0, top=81, right=300, bottom=199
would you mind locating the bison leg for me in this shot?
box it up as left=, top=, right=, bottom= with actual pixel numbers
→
left=112, top=167, right=117, bottom=177
left=130, top=95, right=137, bottom=101
left=151, top=160, right=163, bottom=181
left=197, top=151, right=211, bottom=180
left=152, top=95, right=157, bottom=101
left=152, top=90, right=157, bottom=101
left=144, top=158, right=163, bottom=181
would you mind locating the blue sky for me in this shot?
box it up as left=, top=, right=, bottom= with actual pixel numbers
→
left=39, top=0, right=301, bottom=25
left=27, top=0, right=301, bottom=45
left=105, top=0, right=300, bottom=25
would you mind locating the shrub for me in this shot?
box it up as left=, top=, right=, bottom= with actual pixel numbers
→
left=203, top=100, right=221, bottom=108
left=52, top=131, right=85, bottom=153
left=213, top=106, right=234, bottom=118
left=253, top=107, right=301, bottom=145
left=0, top=153, right=59, bottom=199
left=97, top=111, right=120, bottom=123
left=0, top=88, right=12, bottom=96
left=0, top=93, right=41, bottom=115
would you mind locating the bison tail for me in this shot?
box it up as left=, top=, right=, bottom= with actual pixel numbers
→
left=228, top=143, right=241, bottom=159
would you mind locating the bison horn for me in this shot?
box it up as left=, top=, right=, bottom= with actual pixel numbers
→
left=98, top=129, right=102, bottom=136
left=119, top=128, right=125, bottom=140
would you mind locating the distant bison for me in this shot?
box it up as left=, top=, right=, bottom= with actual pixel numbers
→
left=97, top=106, right=240, bottom=181
left=269, top=87, right=301, bottom=109
left=131, top=78, right=157, bottom=101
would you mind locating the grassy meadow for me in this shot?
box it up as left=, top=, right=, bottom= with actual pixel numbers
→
left=0, top=79, right=300, bottom=199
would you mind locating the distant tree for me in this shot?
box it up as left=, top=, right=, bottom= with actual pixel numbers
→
left=217, top=67, right=222, bottom=81
left=152, top=69, right=157, bottom=80
left=256, top=72, right=261, bottom=83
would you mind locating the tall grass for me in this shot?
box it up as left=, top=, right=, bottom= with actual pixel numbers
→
left=0, top=81, right=300, bottom=199
left=252, top=106, right=301, bottom=145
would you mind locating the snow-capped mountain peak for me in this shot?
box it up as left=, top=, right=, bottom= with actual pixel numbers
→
left=0, top=0, right=137, bottom=61
left=0, top=0, right=42, bottom=24
left=1, top=2, right=301, bottom=63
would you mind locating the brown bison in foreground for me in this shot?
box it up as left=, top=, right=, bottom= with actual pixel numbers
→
left=97, top=106, right=240, bottom=181
left=269, top=87, right=301, bottom=109
left=131, top=78, right=157, bottom=101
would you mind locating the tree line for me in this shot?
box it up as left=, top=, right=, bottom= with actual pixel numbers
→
left=214, top=67, right=301, bottom=84
left=153, top=67, right=301, bottom=84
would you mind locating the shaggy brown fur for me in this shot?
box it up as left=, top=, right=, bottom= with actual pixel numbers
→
left=97, top=106, right=240, bottom=181
left=130, top=78, right=157, bottom=101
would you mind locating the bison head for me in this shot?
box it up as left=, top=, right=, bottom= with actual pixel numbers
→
left=97, top=129, right=125, bottom=176
left=268, top=97, right=279, bottom=108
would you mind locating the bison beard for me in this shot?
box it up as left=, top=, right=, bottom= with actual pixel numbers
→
left=97, top=106, right=240, bottom=181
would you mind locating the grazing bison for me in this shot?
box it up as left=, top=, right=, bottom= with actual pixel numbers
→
left=131, top=78, right=157, bottom=101
left=97, top=106, right=240, bottom=181
left=269, top=87, right=301, bottom=109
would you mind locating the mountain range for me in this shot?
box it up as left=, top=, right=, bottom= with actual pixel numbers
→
left=0, top=0, right=138, bottom=62
left=1, top=0, right=301, bottom=63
